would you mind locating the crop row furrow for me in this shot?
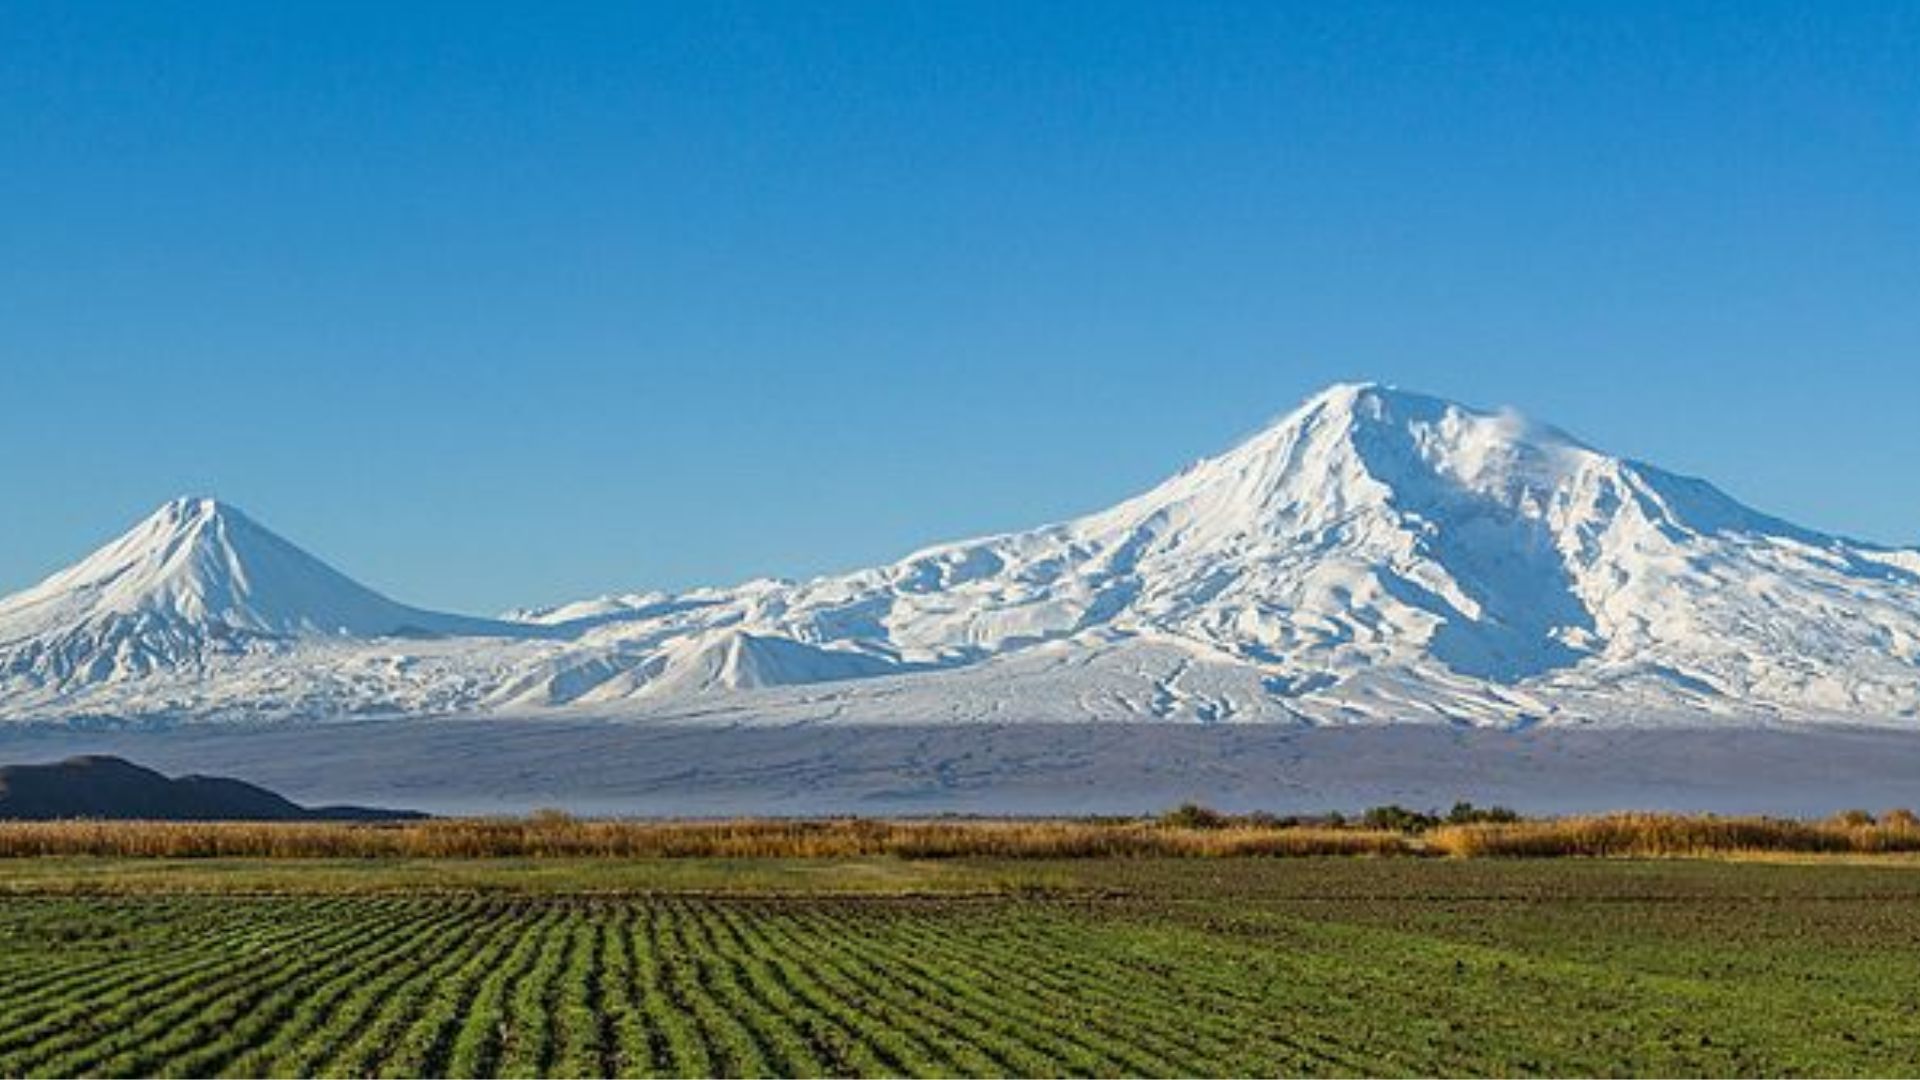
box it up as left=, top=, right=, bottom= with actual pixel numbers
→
left=0, top=901, right=365, bottom=1075
left=855, top=910, right=1182, bottom=1076
left=373, top=901, right=533, bottom=1078
left=17, top=901, right=402, bottom=1078
left=319, top=901, right=524, bottom=1078
left=633, top=904, right=711, bottom=1076
left=989, top=913, right=1393, bottom=1073
left=600, top=904, right=668, bottom=1077
left=0, top=916, right=263, bottom=1031
left=690, top=902, right=838, bottom=1077
left=213, top=899, right=474, bottom=1078
left=936, top=913, right=1357, bottom=1074
left=0, top=899, right=349, bottom=1055
left=257, top=898, right=491, bottom=1077
left=132, top=901, right=450, bottom=1079
left=494, top=903, right=575, bottom=1077
left=0, top=908, right=236, bottom=1018
left=658, top=899, right=771, bottom=1077
left=732, top=905, right=977, bottom=1077
left=705, top=904, right=900, bottom=1077
left=446, top=905, right=571, bottom=1079
left=550, top=907, right=606, bottom=1078
left=781, top=908, right=1078, bottom=1075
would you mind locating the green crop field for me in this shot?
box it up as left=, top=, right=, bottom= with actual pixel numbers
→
left=2, top=859, right=1919, bottom=1077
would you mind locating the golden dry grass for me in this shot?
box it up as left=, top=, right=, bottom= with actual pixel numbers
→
left=9, top=811, right=1920, bottom=861
left=0, top=816, right=1413, bottom=860
left=1429, top=812, right=1920, bottom=858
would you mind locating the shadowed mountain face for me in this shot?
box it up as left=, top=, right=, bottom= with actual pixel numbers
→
left=0, top=755, right=423, bottom=821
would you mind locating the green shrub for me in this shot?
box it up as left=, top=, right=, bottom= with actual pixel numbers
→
left=1361, top=805, right=1441, bottom=833
left=1160, top=803, right=1229, bottom=830
left=1446, top=801, right=1520, bottom=825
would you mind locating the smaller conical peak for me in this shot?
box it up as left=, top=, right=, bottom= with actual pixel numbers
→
left=120, top=497, right=267, bottom=567
left=162, top=494, right=219, bottom=516
left=36, top=497, right=302, bottom=622
left=0, top=495, right=523, bottom=645
left=150, top=496, right=244, bottom=529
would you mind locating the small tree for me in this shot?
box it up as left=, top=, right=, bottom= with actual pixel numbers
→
left=1446, top=801, right=1521, bottom=825
left=1161, top=803, right=1229, bottom=830
left=1361, top=804, right=1440, bottom=832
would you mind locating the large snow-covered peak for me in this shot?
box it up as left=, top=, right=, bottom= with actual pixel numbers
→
left=716, top=381, right=1920, bottom=721
left=1095, top=382, right=1602, bottom=541
left=1240, top=383, right=1817, bottom=546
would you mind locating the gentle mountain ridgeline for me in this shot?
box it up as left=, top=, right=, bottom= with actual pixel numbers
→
left=0, top=755, right=423, bottom=821
left=3, top=383, right=1918, bottom=727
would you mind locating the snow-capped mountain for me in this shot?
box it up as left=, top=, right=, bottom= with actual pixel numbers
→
left=0, top=497, right=534, bottom=700
left=4, top=384, right=1918, bottom=727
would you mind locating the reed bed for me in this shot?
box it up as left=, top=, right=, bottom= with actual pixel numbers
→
left=0, top=817, right=1415, bottom=860
left=1430, top=811, right=1920, bottom=858
left=8, top=811, right=1920, bottom=860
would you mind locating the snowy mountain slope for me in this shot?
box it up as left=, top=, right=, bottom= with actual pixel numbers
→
left=3, top=384, right=1918, bottom=726
left=0, top=498, right=541, bottom=700
left=495, top=383, right=1920, bottom=724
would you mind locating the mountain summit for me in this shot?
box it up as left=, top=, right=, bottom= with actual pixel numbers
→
left=0, top=497, right=524, bottom=693
left=3, top=385, right=1918, bottom=726
left=542, top=379, right=1909, bottom=725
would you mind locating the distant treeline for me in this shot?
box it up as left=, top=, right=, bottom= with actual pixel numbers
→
left=2, top=804, right=1919, bottom=859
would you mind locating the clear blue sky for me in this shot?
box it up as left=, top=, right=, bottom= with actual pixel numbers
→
left=2, top=2, right=1916, bottom=614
